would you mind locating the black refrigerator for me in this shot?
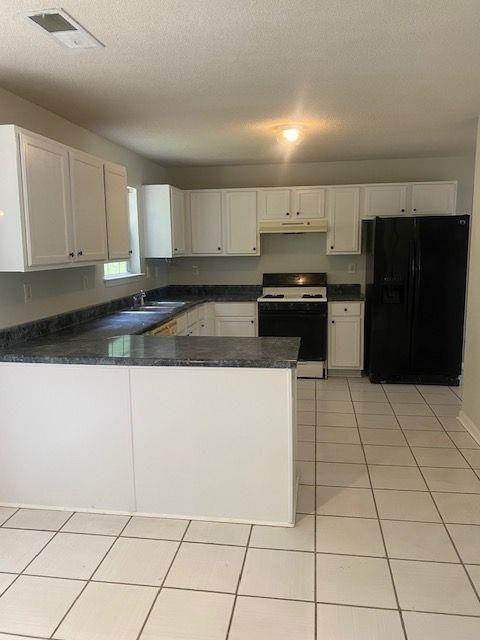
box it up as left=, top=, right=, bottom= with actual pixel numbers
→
left=365, top=215, right=469, bottom=385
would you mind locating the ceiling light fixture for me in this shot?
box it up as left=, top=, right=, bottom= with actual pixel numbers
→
left=277, top=125, right=305, bottom=144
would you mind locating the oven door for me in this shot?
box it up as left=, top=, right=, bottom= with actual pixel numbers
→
left=258, top=303, right=327, bottom=361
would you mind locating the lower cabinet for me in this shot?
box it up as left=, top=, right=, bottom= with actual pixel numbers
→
left=328, top=302, right=364, bottom=370
left=215, top=316, right=256, bottom=337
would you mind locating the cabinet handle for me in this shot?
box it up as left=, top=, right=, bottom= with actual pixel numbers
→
left=286, top=212, right=290, bottom=216
left=401, top=208, right=405, bottom=212
left=344, top=308, right=348, bottom=312
left=331, top=320, right=335, bottom=324
left=413, top=208, right=417, bottom=212
left=217, top=246, right=222, bottom=251
left=77, top=250, right=83, bottom=256
left=69, top=252, right=74, bottom=258
left=129, top=249, right=133, bottom=255
left=174, top=248, right=178, bottom=252
left=250, top=320, right=254, bottom=324
left=253, top=247, right=256, bottom=251
left=296, top=211, right=300, bottom=216
left=330, top=245, right=334, bottom=250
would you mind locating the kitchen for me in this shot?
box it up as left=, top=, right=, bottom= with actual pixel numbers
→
left=0, top=3, right=480, bottom=639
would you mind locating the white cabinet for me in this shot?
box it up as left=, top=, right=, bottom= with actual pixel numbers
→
left=328, top=302, right=364, bottom=370
left=189, top=191, right=223, bottom=255
left=261, top=188, right=292, bottom=220
left=411, top=182, right=457, bottom=214
left=70, top=150, right=108, bottom=262
left=326, top=187, right=361, bottom=255
left=143, top=185, right=186, bottom=258
left=224, top=190, right=259, bottom=255
left=362, top=184, right=408, bottom=218
left=104, top=162, right=130, bottom=260
left=292, top=188, right=325, bottom=219
left=215, top=317, right=256, bottom=337
left=19, top=132, right=73, bottom=267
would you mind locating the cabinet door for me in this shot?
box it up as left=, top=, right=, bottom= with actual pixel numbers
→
left=215, top=317, right=256, bottom=337
left=171, top=187, right=186, bottom=255
left=105, top=163, right=130, bottom=260
left=326, top=187, right=360, bottom=254
left=19, top=133, right=73, bottom=267
left=189, top=191, right=223, bottom=254
left=363, top=184, right=407, bottom=217
left=328, top=317, right=362, bottom=368
left=262, top=189, right=292, bottom=220
left=70, top=150, right=108, bottom=262
left=225, top=191, right=258, bottom=255
left=292, top=188, right=325, bottom=218
left=411, top=183, right=456, bottom=215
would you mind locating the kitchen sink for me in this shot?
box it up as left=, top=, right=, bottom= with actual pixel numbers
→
left=122, top=301, right=187, bottom=313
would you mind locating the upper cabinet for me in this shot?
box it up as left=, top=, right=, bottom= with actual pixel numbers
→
left=260, top=188, right=291, bottom=220
left=143, top=184, right=186, bottom=258
left=188, top=191, right=223, bottom=255
left=0, top=125, right=129, bottom=272
left=362, top=184, right=407, bottom=218
left=70, top=150, right=108, bottom=262
left=292, top=188, right=325, bottom=219
left=105, top=162, right=130, bottom=260
left=411, top=182, right=457, bottom=215
left=259, top=187, right=325, bottom=220
left=326, top=187, right=361, bottom=255
left=224, top=190, right=259, bottom=255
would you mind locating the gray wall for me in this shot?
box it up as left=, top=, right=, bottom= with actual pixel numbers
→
left=166, top=155, right=474, bottom=286
left=0, top=87, right=167, bottom=330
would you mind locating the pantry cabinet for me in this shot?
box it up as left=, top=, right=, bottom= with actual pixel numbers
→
left=328, top=302, right=364, bottom=370
left=326, top=187, right=361, bottom=255
left=105, top=163, right=130, bottom=260
left=189, top=191, right=223, bottom=255
left=224, top=190, right=259, bottom=255
left=143, top=184, right=186, bottom=258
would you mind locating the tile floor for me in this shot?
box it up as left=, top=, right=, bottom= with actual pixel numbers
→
left=0, top=377, right=479, bottom=638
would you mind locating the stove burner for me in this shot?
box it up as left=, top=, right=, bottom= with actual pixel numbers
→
left=263, top=294, right=285, bottom=299
left=302, top=294, right=324, bottom=299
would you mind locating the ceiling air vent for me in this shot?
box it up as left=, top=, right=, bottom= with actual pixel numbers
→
left=26, top=8, right=104, bottom=49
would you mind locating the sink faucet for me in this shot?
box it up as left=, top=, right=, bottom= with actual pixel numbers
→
left=132, top=289, right=147, bottom=307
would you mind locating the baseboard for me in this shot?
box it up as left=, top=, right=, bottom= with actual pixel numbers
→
left=458, top=410, right=480, bottom=446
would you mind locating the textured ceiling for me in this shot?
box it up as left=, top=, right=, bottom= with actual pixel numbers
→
left=1, top=0, right=480, bottom=166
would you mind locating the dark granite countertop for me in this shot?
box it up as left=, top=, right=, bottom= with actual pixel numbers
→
left=328, top=284, right=364, bottom=302
left=0, top=335, right=300, bottom=369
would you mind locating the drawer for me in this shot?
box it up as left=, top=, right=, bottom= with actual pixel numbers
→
left=175, top=313, right=188, bottom=333
left=329, top=302, right=362, bottom=317
left=215, top=302, right=256, bottom=317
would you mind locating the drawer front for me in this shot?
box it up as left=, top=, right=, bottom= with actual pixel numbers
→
left=175, top=314, right=188, bottom=333
left=187, top=307, right=200, bottom=326
left=214, top=302, right=256, bottom=317
left=329, top=302, right=362, bottom=317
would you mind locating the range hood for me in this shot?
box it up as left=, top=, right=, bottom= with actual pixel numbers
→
left=259, top=219, right=328, bottom=234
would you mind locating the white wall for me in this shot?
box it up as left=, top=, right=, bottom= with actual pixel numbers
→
left=0, top=87, right=167, bottom=330
left=166, top=155, right=473, bottom=286
left=461, top=120, right=480, bottom=434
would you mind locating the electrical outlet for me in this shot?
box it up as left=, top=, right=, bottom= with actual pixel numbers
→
left=23, top=283, right=32, bottom=303
left=82, top=275, right=88, bottom=290
left=192, top=265, right=200, bottom=276
left=348, top=263, right=357, bottom=274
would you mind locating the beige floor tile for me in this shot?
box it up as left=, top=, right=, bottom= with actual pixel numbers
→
left=94, top=537, right=178, bottom=586
left=433, top=492, right=480, bottom=524
left=420, top=392, right=461, bottom=405
left=461, top=449, right=480, bottom=468
left=368, top=465, right=427, bottom=491
left=250, top=514, right=314, bottom=552
left=25, top=532, right=114, bottom=580
left=430, top=404, right=460, bottom=417
left=350, top=390, right=387, bottom=402
left=317, top=604, right=404, bottom=640
left=54, top=581, right=156, bottom=640
left=165, top=542, right=245, bottom=593
left=0, top=575, right=84, bottom=637
left=316, top=487, right=376, bottom=518
left=392, top=403, right=433, bottom=416
left=412, top=447, right=469, bottom=468
left=316, top=427, right=360, bottom=444
left=374, top=489, right=441, bottom=522
left=466, top=564, right=480, bottom=592
left=297, top=461, right=315, bottom=485
left=403, top=611, right=480, bottom=640
left=298, top=411, right=316, bottom=426
left=439, top=416, right=465, bottom=431
left=297, top=485, right=315, bottom=514
left=360, top=429, right=407, bottom=446
left=422, top=468, right=480, bottom=493
left=404, top=430, right=454, bottom=448
left=382, top=383, right=417, bottom=392
left=316, top=413, right=357, bottom=427
left=416, top=385, right=453, bottom=394
left=296, top=442, right=315, bottom=462
left=397, top=415, right=443, bottom=430
left=447, top=524, right=480, bottom=563
left=239, top=548, right=314, bottom=601
left=229, top=596, right=314, bottom=640
left=316, top=462, right=370, bottom=488
left=0, top=574, right=16, bottom=597
left=298, top=425, right=315, bottom=442
left=316, top=443, right=364, bottom=463
left=316, top=388, right=351, bottom=401
left=386, top=391, right=425, bottom=404
left=316, top=516, right=385, bottom=556
left=0, top=528, right=54, bottom=572
left=317, top=378, right=348, bottom=389
left=391, top=559, right=480, bottom=615
left=381, top=520, right=458, bottom=561
left=185, top=521, right=250, bottom=546
left=4, top=508, right=73, bottom=531
left=364, top=445, right=416, bottom=466
left=317, top=400, right=354, bottom=414
left=140, top=588, right=234, bottom=640
left=298, top=399, right=315, bottom=412
left=449, top=432, right=480, bottom=449
left=0, top=508, right=17, bottom=526
left=316, top=554, right=396, bottom=608
left=356, top=414, right=400, bottom=429
left=297, top=386, right=315, bottom=401
left=121, top=516, right=189, bottom=541
left=62, top=512, right=130, bottom=536
left=354, top=402, right=394, bottom=415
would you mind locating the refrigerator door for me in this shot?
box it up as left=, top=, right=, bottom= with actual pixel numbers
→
left=410, top=215, right=469, bottom=381
left=368, top=217, right=415, bottom=380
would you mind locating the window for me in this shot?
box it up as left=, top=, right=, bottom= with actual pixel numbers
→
left=104, top=186, right=143, bottom=283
